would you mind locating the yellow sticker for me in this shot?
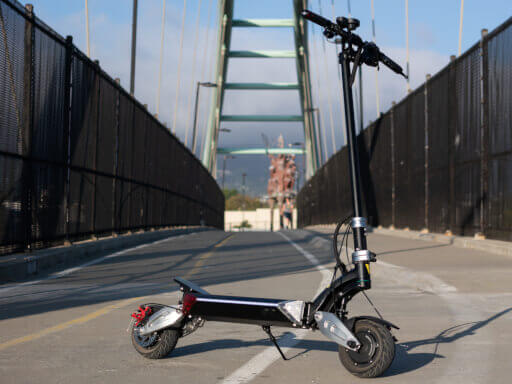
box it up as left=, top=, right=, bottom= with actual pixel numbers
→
left=365, top=263, right=370, bottom=274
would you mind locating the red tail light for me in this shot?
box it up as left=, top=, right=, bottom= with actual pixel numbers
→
left=182, top=293, right=197, bottom=315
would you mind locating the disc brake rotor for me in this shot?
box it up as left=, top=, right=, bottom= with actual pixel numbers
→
left=133, top=324, right=158, bottom=348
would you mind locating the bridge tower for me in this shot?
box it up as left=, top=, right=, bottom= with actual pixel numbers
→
left=201, top=0, right=320, bottom=180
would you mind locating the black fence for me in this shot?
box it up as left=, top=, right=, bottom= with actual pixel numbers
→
left=298, top=17, right=512, bottom=242
left=0, top=0, right=224, bottom=255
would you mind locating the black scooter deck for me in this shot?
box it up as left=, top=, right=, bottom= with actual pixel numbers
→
left=190, top=293, right=295, bottom=327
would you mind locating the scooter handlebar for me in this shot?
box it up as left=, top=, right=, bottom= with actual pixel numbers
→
left=301, top=10, right=336, bottom=30
left=379, top=51, right=408, bottom=79
left=302, top=9, right=408, bottom=79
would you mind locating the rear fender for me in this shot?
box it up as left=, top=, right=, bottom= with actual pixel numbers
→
left=137, top=304, right=184, bottom=336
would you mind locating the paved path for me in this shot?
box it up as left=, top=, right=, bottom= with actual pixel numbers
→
left=0, top=229, right=511, bottom=383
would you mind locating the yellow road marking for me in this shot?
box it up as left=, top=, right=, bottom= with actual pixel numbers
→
left=0, top=234, right=234, bottom=352
left=184, top=234, right=234, bottom=278
left=0, top=296, right=143, bottom=352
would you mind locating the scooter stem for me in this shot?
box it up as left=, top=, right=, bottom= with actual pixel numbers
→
left=339, top=50, right=371, bottom=289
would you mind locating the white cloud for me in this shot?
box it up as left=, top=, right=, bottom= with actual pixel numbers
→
left=41, top=2, right=449, bottom=169
left=308, top=43, right=449, bottom=157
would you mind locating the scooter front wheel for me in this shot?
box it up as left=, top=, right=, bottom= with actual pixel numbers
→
left=338, top=319, right=395, bottom=378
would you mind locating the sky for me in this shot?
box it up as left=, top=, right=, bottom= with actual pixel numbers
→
left=26, top=0, right=512, bottom=195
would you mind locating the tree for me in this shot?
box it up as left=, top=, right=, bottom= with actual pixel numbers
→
left=222, top=188, right=239, bottom=200
left=234, top=220, right=252, bottom=229
left=224, top=192, right=266, bottom=211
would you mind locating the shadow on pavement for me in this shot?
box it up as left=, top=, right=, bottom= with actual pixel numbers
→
left=309, top=230, right=451, bottom=256
left=171, top=330, right=335, bottom=360
left=0, top=231, right=333, bottom=321
left=384, top=307, right=512, bottom=376
left=376, top=243, right=450, bottom=256
left=169, top=307, right=510, bottom=377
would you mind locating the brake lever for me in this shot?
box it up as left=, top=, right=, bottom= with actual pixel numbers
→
left=349, top=46, right=364, bottom=86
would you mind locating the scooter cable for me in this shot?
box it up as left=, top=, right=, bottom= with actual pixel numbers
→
left=330, top=216, right=353, bottom=287
left=341, top=221, right=385, bottom=321
left=362, top=291, right=385, bottom=320
left=343, top=223, right=351, bottom=266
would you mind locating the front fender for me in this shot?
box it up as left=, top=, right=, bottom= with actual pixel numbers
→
left=345, top=316, right=399, bottom=331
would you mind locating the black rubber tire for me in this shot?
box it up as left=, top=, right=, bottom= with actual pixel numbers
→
left=338, top=319, right=395, bottom=378
left=130, top=322, right=179, bottom=359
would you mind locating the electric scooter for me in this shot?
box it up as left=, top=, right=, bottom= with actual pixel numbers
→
left=128, top=10, right=407, bottom=378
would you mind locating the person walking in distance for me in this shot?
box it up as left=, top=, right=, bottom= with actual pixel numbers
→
left=281, top=197, right=294, bottom=229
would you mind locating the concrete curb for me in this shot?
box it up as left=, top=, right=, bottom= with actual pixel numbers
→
left=305, top=225, right=512, bottom=258
left=0, top=227, right=215, bottom=284
left=373, top=227, right=512, bottom=257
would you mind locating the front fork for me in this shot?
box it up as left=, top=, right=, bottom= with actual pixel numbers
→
left=351, top=217, right=374, bottom=289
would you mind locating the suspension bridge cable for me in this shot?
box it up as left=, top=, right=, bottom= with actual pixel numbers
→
left=458, top=0, right=464, bottom=56
left=309, top=18, right=329, bottom=164
left=195, top=0, right=214, bottom=157
left=85, top=0, right=90, bottom=57
left=331, top=0, right=348, bottom=144
left=156, top=0, right=166, bottom=116
left=307, top=18, right=325, bottom=164
left=346, top=0, right=360, bottom=133
left=200, top=0, right=214, bottom=82
left=405, top=0, right=410, bottom=92
left=317, top=0, right=337, bottom=154
left=172, top=0, right=188, bottom=135
left=185, top=0, right=203, bottom=147
left=371, top=0, right=381, bottom=116
left=200, top=1, right=219, bottom=159
left=345, top=0, right=363, bottom=133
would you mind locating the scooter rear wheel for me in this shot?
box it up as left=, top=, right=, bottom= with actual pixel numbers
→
left=130, top=318, right=179, bottom=359
left=338, top=319, right=395, bottom=378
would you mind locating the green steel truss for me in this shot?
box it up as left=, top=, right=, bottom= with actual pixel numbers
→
left=217, top=147, right=305, bottom=155
left=202, top=0, right=320, bottom=179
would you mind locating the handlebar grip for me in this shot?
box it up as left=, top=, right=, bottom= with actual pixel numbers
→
left=301, top=10, right=335, bottom=29
left=379, top=52, right=407, bottom=78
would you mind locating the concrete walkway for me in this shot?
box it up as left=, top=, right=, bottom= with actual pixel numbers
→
left=0, top=229, right=510, bottom=383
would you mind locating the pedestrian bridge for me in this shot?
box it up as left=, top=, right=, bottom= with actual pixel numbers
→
left=1, top=0, right=512, bottom=252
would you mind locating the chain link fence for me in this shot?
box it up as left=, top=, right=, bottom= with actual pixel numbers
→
left=298, top=17, right=512, bottom=242
left=0, top=0, right=224, bottom=255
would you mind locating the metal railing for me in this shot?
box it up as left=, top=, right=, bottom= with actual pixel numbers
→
left=0, top=0, right=224, bottom=255
left=298, top=17, right=512, bottom=242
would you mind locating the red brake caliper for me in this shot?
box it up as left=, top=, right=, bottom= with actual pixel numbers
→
left=131, top=305, right=152, bottom=326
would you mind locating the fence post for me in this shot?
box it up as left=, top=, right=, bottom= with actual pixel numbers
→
left=479, top=29, right=489, bottom=237
left=424, top=74, right=431, bottom=231
left=128, top=102, right=135, bottom=231
left=91, top=60, right=100, bottom=238
left=63, top=35, right=73, bottom=244
left=142, top=114, right=148, bottom=230
left=22, top=4, right=35, bottom=251
left=112, top=78, right=121, bottom=235
left=390, top=101, right=396, bottom=228
left=448, top=55, right=457, bottom=234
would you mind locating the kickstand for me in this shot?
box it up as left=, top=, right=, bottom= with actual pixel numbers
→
left=262, top=325, right=288, bottom=361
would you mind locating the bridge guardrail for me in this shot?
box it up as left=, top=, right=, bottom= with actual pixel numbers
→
left=298, top=16, right=512, bottom=242
left=0, top=0, right=224, bottom=255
